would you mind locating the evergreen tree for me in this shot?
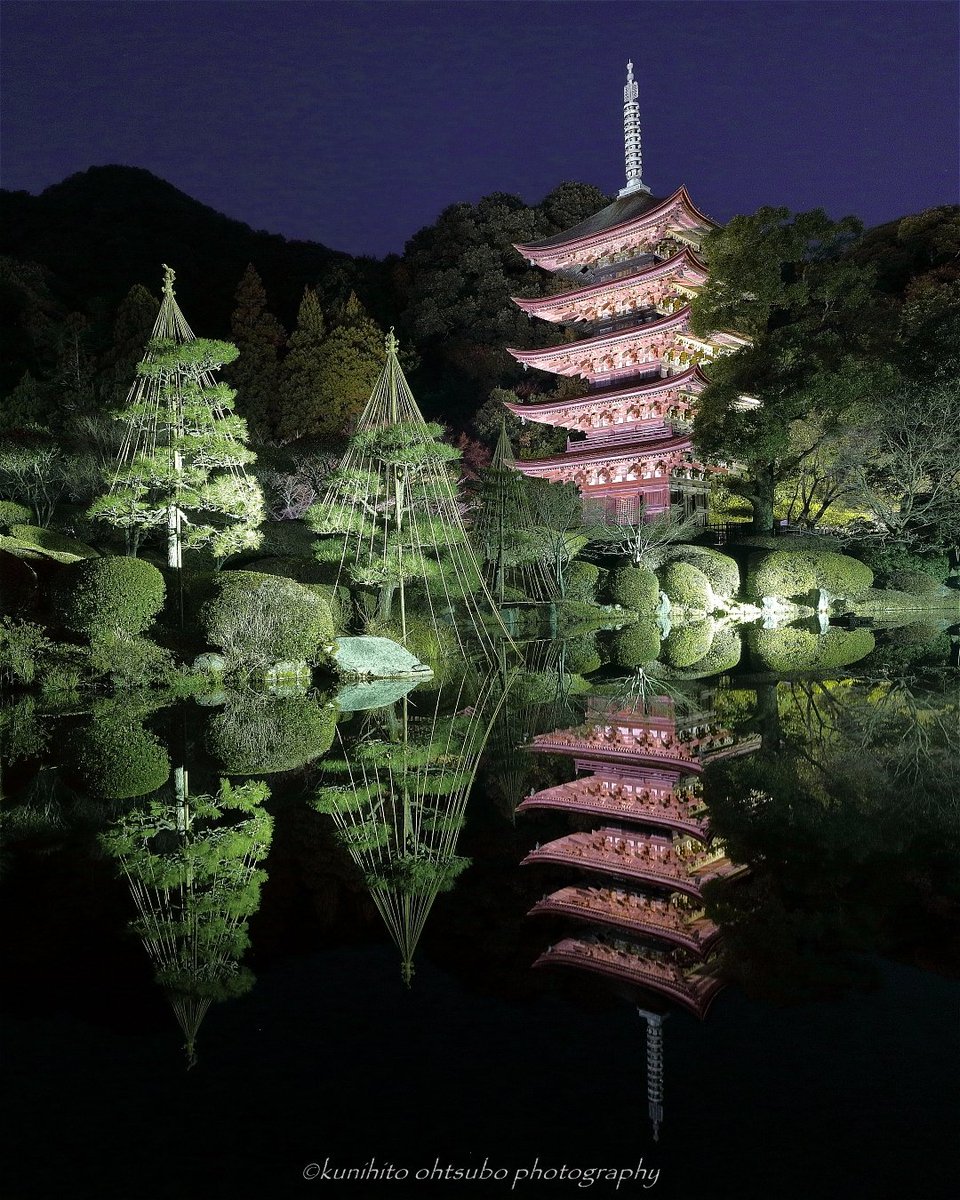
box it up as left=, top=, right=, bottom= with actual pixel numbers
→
left=276, top=290, right=382, bottom=443
left=88, top=266, right=264, bottom=565
left=275, top=287, right=326, bottom=442
left=224, top=264, right=286, bottom=440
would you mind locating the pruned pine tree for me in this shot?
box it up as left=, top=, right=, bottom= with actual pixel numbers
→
left=312, top=671, right=505, bottom=984
left=88, top=266, right=264, bottom=566
left=100, top=777, right=272, bottom=1067
left=306, top=331, right=511, bottom=660
left=472, top=419, right=558, bottom=604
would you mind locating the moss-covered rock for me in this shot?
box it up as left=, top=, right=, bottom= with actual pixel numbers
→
left=606, top=565, right=659, bottom=611
left=658, top=561, right=712, bottom=610
left=54, top=556, right=166, bottom=637
left=610, top=619, right=661, bottom=667
left=206, top=695, right=338, bottom=774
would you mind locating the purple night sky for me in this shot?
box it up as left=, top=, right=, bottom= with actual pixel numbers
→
left=2, top=1, right=957, bottom=257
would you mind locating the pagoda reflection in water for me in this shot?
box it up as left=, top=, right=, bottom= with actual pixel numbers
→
left=519, top=687, right=760, bottom=1138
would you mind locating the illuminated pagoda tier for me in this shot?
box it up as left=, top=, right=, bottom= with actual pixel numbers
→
left=533, top=935, right=724, bottom=1020
left=505, top=64, right=748, bottom=523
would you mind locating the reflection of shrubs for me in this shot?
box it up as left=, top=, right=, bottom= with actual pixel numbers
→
left=658, top=561, right=712, bottom=609
left=364, top=853, right=471, bottom=895
left=563, top=632, right=601, bottom=675
left=663, top=546, right=740, bottom=599
left=0, top=501, right=33, bottom=530
left=202, top=571, right=335, bottom=669
left=71, top=710, right=171, bottom=799
left=691, top=626, right=742, bottom=675
left=746, top=550, right=873, bottom=600
left=606, top=566, right=659, bottom=611
left=565, top=561, right=600, bottom=602
left=663, top=620, right=714, bottom=668
left=748, top=626, right=876, bottom=672
left=610, top=619, right=661, bottom=667
left=206, top=694, right=337, bottom=773
left=55, top=556, right=166, bottom=637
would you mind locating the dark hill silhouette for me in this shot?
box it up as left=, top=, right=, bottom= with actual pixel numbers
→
left=0, top=165, right=365, bottom=336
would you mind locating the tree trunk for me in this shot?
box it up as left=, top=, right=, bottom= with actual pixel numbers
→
left=750, top=466, right=777, bottom=534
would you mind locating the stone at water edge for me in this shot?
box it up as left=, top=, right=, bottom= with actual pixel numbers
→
left=336, top=678, right=422, bottom=712
left=332, top=636, right=433, bottom=680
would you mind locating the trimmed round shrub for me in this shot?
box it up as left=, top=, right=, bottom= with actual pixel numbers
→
left=887, top=570, right=943, bottom=596
left=808, top=552, right=873, bottom=599
left=564, top=560, right=601, bottom=603
left=10, top=524, right=98, bottom=559
left=206, top=695, right=338, bottom=774
left=54, top=556, right=166, bottom=637
left=690, top=626, right=742, bottom=675
left=607, top=565, right=659, bottom=611
left=664, top=546, right=740, bottom=599
left=71, top=714, right=171, bottom=800
left=746, top=550, right=873, bottom=601
left=745, top=551, right=818, bottom=600
left=658, top=561, right=712, bottom=610
left=0, top=501, right=32, bottom=531
left=610, top=619, right=661, bottom=667
left=202, top=571, right=335, bottom=667
left=662, top=619, right=714, bottom=668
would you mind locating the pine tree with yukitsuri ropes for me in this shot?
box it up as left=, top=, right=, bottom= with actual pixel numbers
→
left=88, top=265, right=264, bottom=566
left=306, top=330, right=514, bottom=662
left=472, top=418, right=559, bottom=605
left=312, top=669, right=508, bottom=985
left=100, top=777, right=272, bottom=1067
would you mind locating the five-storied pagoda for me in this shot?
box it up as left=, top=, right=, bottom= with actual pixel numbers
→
left=505, top=63, right=747, bottom=523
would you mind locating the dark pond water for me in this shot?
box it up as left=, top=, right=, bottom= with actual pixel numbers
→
left=2, top=629, right=958, bottom=1200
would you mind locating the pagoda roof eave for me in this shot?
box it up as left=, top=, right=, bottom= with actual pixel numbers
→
left=503, top=365, right=710, bottom=421
left=514, top=186, right=718, bottom=259
left=509, top=433, right=694, bottom=471
left=506, top=306, right=692, bottom=367
left=510, top=248, right=708, bottom=315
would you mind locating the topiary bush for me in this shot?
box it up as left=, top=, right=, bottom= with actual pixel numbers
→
left=662, top=619, right=715, bottom=668
left=0, top=500, right=33, bottom=531
left=54, top=556, right=166, bottom=637
left=71, top=710, right=171, bottom=800
left=202, top=571, right=336, bottom=669
left=658, top=561, right=712, bottom=610
left=563, top=631, right=602, bottom=675
left=564, top=560, right=601, bottom=603
left=887, top=570, right=944, bottom=596
left=606, top=565, right=659, bottom=611
left=688, top=625, right=742, bottom=675
left=206, top=695, right=338, bottom=774
left=663, top=545, right=740, bottom=599
left=746, top=549, right=873, bottom=601
left=610, top=619, right=661, bottom=667
left=9, top=524, right=99, bottom=559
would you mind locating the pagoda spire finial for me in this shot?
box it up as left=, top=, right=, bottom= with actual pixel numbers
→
left=619, top=61, right=651, bottom=199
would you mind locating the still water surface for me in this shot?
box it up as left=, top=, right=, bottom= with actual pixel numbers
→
left=2, top=631, right=958, bottom=1199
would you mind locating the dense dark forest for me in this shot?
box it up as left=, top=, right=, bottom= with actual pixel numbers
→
left=0, top=164, right=606, bottom=437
